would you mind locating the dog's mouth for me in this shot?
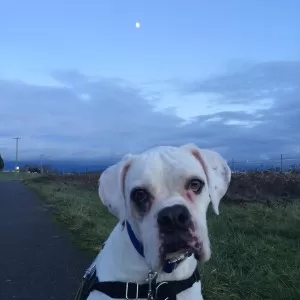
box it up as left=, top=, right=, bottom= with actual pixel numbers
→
left=164, top=249, right=193, bottom=263
left=160, top=233, right=203, bottom=263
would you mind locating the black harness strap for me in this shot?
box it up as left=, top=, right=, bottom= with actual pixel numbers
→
left=90, top=268, right=200, bottom=300
left=75, top=241, right=201, bottom=300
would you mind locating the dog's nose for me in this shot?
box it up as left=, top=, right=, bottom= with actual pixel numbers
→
left=157, top=205, right=191, bottom=233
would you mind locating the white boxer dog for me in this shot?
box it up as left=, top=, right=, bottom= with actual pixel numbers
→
left=84, top=143, right=231, bottom=300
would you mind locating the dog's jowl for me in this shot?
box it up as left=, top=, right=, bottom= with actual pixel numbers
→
left=82, top=143, right=231, bottom=300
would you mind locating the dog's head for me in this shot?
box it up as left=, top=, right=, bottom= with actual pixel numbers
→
left=98, top=143, right=231, bottom=271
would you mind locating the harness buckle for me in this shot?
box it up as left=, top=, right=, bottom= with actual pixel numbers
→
left=125, top=282, right=139, bottom=300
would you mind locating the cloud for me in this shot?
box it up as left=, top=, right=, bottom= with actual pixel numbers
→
left=182, top=61, right=300, bottom=103
left=1, top=61, right=300, bottom=165
left=0, top=72, right=183, bottom=160
left=171, top=61, right=300, bottom=160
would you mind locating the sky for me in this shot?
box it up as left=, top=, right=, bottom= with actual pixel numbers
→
left=0, top=0, right=300, bottom=165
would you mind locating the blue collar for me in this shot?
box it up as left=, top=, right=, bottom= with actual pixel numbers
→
left=125, top=220, right=184, bottom=273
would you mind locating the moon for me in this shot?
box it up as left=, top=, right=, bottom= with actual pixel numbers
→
left=135, top=22, right=140, bottom=29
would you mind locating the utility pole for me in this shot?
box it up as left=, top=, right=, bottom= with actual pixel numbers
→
left=280, top=154, right=283, bottom=172
left=40, top=154, right=44, bottom=174
left=13, top=137, right=21, bottom=171
left=231, top=158, right=235, bottom=172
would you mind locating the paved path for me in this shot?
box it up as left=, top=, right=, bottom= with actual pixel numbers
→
left=0, top=181, right=91, bottom=300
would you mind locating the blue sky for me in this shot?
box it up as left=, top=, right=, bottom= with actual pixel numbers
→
left=0, top=0, right=300, bottom=163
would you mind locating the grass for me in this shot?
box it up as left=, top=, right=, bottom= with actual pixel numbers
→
left=0, top=171, right=41, bottom=181
left=25, top=178, right=300, bottom=300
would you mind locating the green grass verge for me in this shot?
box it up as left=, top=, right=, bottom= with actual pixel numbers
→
left=25, top=179, right=300, bottom=300
left=0, top=171, right=41, bottom=181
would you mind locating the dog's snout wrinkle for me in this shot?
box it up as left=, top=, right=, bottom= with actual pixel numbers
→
left=157, top=204, right=191, bottom=233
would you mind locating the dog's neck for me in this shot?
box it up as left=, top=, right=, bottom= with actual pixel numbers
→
left=95, top=222, right=198, bottom=284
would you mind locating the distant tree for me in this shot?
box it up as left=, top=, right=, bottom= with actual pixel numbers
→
left=27, top=166, right=41, bottom=174
left=0, top=154, right=4, bottom=171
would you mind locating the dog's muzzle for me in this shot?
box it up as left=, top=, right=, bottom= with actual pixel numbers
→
left=157, top=204, right=200, bottom=261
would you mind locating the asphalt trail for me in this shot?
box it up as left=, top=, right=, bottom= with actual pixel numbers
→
left=0, top=181, right=91, bottom=300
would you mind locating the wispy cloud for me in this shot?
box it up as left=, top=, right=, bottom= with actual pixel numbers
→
left=1, top=61, right=300, bottom=161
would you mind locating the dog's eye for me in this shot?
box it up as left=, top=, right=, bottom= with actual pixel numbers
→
left=130, top=188, right=150, bottom=204
left=186, top=178, right=204, bottom=194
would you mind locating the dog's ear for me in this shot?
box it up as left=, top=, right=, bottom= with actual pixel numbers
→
left=98, top=154, right=133, bottom=220
left=180, top=143, right=231, bottom=215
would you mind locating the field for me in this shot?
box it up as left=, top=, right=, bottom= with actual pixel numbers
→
left=0, top=171, right=40, bottom=181
left=24, top=172, right=300, bottom=300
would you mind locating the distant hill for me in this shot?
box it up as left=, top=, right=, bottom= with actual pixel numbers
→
left=3, top=157, right=299, bottom=173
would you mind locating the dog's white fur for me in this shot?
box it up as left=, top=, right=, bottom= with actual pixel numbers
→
left=87, top=143, right=231, bottom=300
